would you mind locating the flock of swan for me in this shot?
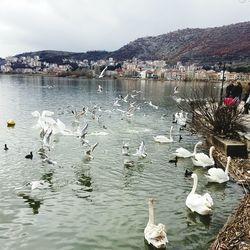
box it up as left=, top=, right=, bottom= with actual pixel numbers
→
left=144, top=139, right=231, bottom=248
left=10, top=83, right=233, bottom=249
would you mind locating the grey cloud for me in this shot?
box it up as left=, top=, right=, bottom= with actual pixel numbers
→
left=0, top=0, right=249, bottom=57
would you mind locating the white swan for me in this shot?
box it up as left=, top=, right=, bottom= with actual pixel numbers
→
left=205, top=156, right=231, bottom=183
left=177, top=112, right=188, bottom=126
left=154, top=126, right=174, bottom=143
left=186, top=173, right=214, bottom=215
left=192, top=146, right=215, bottom=168
left=32, top=110, right=56, bottom=130
left=144, top=198, right=168, bottom=249
left=173, top=141, right=202, bottom=158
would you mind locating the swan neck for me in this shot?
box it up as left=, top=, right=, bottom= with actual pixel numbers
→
left=148, top=202, right=155, bottom=224
left=225, top=158, right=230, bottom=175
left=209, top=147, right=214, bottom=159
left=191, top=175, right=198, bottom=194
left=193, top=142, right=200, bottom=155
left=169, top=127, right=173, bottom=140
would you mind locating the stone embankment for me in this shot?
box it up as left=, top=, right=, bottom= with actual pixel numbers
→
left=209, top=194, right=250, bottom=250
left=208, top=113, right=250, bottom=249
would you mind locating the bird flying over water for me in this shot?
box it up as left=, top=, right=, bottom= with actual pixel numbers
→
left=99, top=66, right=108, bottom=78
left=133, top=141, right=147, bottom=159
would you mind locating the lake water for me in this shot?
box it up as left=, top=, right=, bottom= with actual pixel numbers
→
left=0, top=75, right=243, bottom=250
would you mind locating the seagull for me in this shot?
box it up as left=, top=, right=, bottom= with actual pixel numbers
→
left=30, top=180, right=46, bottom=190
left=113, top=98, right=121, bottom=107
left=43, top=127, right=53, bottom=148
left=97, top=85, right=103, bottom=92
left=148, top=101, right=158, bottom=110
left=99, top=66, right=108, bottom=78
left=124, top=159, right=135, bottom=167
left=123, top=94, right=129, bottom=103
left=84, top=143, right=98, bottom=161
left=173, top=86, right=179, bottom=95
left=133, top=141, right=147, bottom=159
left=42, top=158, right=57, bottom=165
left=122, top=143, right=130, bottom=156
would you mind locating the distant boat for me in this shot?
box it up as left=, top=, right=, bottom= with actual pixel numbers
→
left=99, top=66, right=108, bottom=78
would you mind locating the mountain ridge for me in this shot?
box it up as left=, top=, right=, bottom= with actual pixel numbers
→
left=14, top=21, right=250, bottom=66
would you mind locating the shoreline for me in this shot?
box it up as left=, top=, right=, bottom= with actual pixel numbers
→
left=0, top=72, right=222, bottom=83
left=209, top=193, right=250, bottom=250
left=205, top=137, right=250, bottom=249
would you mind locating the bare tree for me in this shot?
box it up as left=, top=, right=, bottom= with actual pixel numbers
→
left=178, top=84, right=244, bottom=138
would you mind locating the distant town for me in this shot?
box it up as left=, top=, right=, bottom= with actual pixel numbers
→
left=1, top=55, right=250, bottom=82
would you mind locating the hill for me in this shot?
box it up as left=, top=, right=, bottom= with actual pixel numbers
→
left=15, top=21, right=250, bottom=66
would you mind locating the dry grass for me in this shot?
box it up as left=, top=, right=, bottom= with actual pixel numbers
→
left=209, top=194, right=250, bottom=250
left=209, top=150, right=250, bottom=250
left=213, top=150, right=250, bottom=190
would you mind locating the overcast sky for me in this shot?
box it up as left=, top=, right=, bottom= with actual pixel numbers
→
left=0, top=0, right=249, bottom=57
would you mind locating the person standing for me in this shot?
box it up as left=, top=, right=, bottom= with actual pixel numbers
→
left=231, top=81, right=243, bottom=102
left=225, top=81, right=234, bottom=97
left=243, top=82, right=250, bottom=114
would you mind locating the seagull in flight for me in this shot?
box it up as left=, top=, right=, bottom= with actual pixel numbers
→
left=84, top=143, right=98, bottom=161
left=173, top=86, right=179, bottom=95
left=133, top=141, right=147, bottom=159
left=99, top=66, right=108, bottom=78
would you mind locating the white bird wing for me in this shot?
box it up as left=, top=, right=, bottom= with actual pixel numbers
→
left=139, top=141, right=145, bottom=154
left=173, top=147, right=192, bottom=157
left=186, top=193, right=212, bottom=213
left=202, top=193, right=214, bottom=207
left=123, top=94, right=129, bottom=102
left=99, top=66, right=108, bottom=78
left=194, top=153, right=213, bottom=165
left=42, top=110, right=54, bottom=117
left=80, top=123, right=88, bottom=137
left=56, top=119, right=66, bottom=131
left=91, top=142, right=98, bottom=152
left=144, top=223, right=168, bottom=247
left=31, top=111, right=40, bottom=117
left=207, top=168, right=227, bottom=179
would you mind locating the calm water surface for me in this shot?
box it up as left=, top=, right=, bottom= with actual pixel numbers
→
left=0, top=75, right=243, bottom=250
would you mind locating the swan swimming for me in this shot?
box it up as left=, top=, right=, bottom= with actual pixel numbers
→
left=32, top=110, right=56, bottom=130
left=154, top=126, right=174, bottom=143
left=144, top=198, right=168, bottom=249
left=192, top=146, right=215, bottom=167
left=173, top=141, right=202, bottom=158
left=186, top=173, right=213, bottom=215
left=205, top=156, right=231, bottom=183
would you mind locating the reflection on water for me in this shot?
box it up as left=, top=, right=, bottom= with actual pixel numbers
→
left=77, top=171, right=93, bottom=192
left=186, top=209, right=212, bottom=229
left=0, top=75, right=244, bottom=250
left=18, top=193, right=43, bottom=215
